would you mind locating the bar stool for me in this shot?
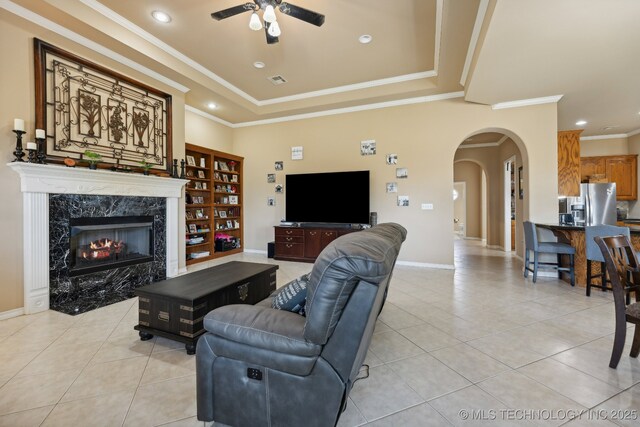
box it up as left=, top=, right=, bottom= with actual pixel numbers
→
left=585, top=225, right=630, bottom=299
left=523, top=221, right=575, bottom=286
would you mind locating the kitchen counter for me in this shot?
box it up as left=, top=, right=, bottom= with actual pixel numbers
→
left=534, top=223, right=640, bottom=287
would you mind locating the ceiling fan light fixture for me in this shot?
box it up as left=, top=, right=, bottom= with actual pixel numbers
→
left=268, top=21, right=281, bottom=37
left=263, top=4, right=277, bottom=23
left=249, top=12, right=262, bottom=30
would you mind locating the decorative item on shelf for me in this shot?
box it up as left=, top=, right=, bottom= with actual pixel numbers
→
left=172, top=159, right=179, bottom=178
left=110, top=158, right=133, bottom=173
left=138, top=160, right=153, bottom=175
left=63, top=157, right=76, bottom=167
left=200, top=157, right=206, bottom=168
left=180, top=159, right=186, bottom=179
left=26, top=142, right=38, bottom=163
left=11, top=118, right=26, bottom=162
left=228, top=160, right=236, bottom=172
left=82, top=150, right=102, bottom=170
left=35, top=129, right=47, bottom=164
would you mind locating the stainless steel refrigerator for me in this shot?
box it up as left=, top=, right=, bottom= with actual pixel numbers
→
left=571, top=183, right=617, bottom=226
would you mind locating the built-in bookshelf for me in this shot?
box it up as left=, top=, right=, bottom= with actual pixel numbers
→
left=185, top=143, right=243, bottom=265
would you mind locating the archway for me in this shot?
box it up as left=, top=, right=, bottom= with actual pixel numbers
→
left=452, top=129, right=529, bottom=263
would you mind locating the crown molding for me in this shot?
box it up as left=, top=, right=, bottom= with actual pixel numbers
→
left=188, top=91, right=465, bottom=128
left=233, top=91, right=465, bottom=128
left=80, top=0, right=441, bottom=107
left=580, top=134, right=628, bottom=141
left=0, top=0, right=189, bottom=93
left=458, top=142, right=500, bottom=148
left=185, top=105, right=234, bottom=128
left=460, top=0, right=490, bottom=87
left=491, top=95, right=563, bottom=110
left=627, top=127, right=640, bottom=137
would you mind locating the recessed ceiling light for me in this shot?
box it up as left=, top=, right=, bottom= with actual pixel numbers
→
left=207, top=103, right=217, bottom=109
left=151, top=10, right=171, bottom=23
left=575, top=120, right=587, bottom=126
left=253, top=61, right=265, bottom=69
left=359, top=34, right=372, bottom=44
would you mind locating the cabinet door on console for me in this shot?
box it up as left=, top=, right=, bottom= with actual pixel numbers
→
left=320, top=231, right=338, bottom=248
left=304, top=230, right=322, bottom=259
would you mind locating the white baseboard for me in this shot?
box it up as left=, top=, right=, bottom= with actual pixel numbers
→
left=486, top=244, right=504, bottom=250
left=244, top=249, right=268, bottom=255
left=0, top=307, right=25, bottom=320
left=396, top=261, right=455, bottom=270
left=463, top=237, right=483, bottom=241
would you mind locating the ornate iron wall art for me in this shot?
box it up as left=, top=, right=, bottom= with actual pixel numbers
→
left=34, top=39, right=173, bottom=172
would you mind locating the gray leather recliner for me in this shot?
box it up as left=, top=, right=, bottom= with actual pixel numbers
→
left=196, top=223, right=407, bottom=426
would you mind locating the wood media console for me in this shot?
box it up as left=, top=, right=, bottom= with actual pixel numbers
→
left=274, top=225, right=360, bottom=262
left=134, top=261, right=278, bottom=354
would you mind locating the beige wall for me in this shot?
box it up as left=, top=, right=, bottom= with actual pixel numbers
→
left=185, top=110, right=233, bottom=153
left=580, top=137, right=628, bottom=157
left=232, top=98, right=559, bottom=266
left=0, top=12, right=190, bottom=313
left=453, top=161, right=483, bottom=238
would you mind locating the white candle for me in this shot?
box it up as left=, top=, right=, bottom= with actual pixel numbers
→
left=35, top=129, right=45, bottom=139
left=26, top=142, right=37, bottom=150
left=13, top=119, right=24, bottom=132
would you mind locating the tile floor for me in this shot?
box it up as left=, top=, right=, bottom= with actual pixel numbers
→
left=0, top=241, right=639, bottom=426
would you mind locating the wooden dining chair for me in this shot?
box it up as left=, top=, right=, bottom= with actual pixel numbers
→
left=594, top=235, right=640, bottom=369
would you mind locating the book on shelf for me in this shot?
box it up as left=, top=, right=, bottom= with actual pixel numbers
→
left=190, top=251, right=210, bottom=259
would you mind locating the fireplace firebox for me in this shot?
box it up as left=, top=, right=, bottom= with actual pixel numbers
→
left=69, top=216, right=154, bottom=277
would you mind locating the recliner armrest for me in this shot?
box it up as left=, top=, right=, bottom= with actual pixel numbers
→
left=203, top=305, right=321, bottom=357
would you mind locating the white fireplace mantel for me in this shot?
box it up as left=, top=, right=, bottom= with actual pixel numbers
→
left=8, top=162, right=188, bottom=314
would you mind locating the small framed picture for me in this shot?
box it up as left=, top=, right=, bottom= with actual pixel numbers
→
left=186, top=170, right=194, bottom=178
left=234, top=220, right=240, bottom=228
left=219, top=210, right=227, bottom=218
left=386, top=182, right=398, bottom=193
left=195, top=182, right=202, bottom=190
left=229, top=195, right=238, bottom=205
left=396, top=167, right=408, bottom=179
left=202, top=182, right=207, bottom=190
left=222, top=175, right=229, bottom=182
left=397, top=196, right=409, bottom=207
left=267, top=196, right=275, bottom=206
left=214, top=161, right=219, bottom=170
left=214, top=208, right=218, bottom=217
left=275, top=161, right=283, bottom=171
left=231, top=175, right=238, bottom=183
left=188, top=224, right=197, bottom=233
left=185, top=211, right=194, bottom=220
left=267, top=173, right=276, bottom=183
left=360, top=140, right=376, bottom=156
left=195, top=209, right=204, bottom=219
left=275, top=184, right=283, bottom=193
left=226, top=220, right=233, bottom=229
left=219, top=161, right=229, bottom=171
left=291, top=146, right=303, bottom=160
left=386, top=154, right=398, bottom=165
left=200, top=158, right=206, bottom=168
left=197, top=170, right=205, bottom=179
left=186, top=155, right=196, bottom=166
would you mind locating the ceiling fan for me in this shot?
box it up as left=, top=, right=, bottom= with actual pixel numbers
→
left=211, top=0, right=325, bottom=44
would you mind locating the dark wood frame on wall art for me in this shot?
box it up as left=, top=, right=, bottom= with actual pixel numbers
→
left=34, top=38, right=173, bottom=174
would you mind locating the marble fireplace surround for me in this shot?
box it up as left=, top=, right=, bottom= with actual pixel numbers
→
left=8, top=163, right=188, bottom=314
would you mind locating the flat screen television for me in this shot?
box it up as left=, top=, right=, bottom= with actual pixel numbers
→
left=285, top=171, right=370, bottom=225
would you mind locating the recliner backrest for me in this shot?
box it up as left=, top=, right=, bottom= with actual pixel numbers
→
left=303, top=223, right=407, bottom=345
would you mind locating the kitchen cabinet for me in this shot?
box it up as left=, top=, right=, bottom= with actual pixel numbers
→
left=557, top=130, right=582, bottom=196
left=580, top=155, right=637, bottom=200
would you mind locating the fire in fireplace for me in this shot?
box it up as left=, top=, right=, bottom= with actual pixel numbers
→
left=69, top=216, right=154, bottom=276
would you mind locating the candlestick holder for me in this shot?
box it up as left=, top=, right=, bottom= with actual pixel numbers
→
left=12, top=130, right=26, bottom=162
left=35, top=137, right=47, bottom=164
left=180, top=159, right=186, bottom=179
left=172, top=159, right=179, bottom=178
left=27, top=148, right=37, bottom=163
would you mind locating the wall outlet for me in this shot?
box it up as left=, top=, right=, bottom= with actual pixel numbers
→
left=421, top=203, right=434, bottom=210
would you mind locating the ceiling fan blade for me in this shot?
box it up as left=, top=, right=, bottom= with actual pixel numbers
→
left=279, top=2, right=325, bottom=26
left=211, top=3, right=255, bottom=20
left=265, top=23, right=279, bottom=44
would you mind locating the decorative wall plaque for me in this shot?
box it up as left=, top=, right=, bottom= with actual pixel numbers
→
left=34, top=39, right=172, bottom=172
